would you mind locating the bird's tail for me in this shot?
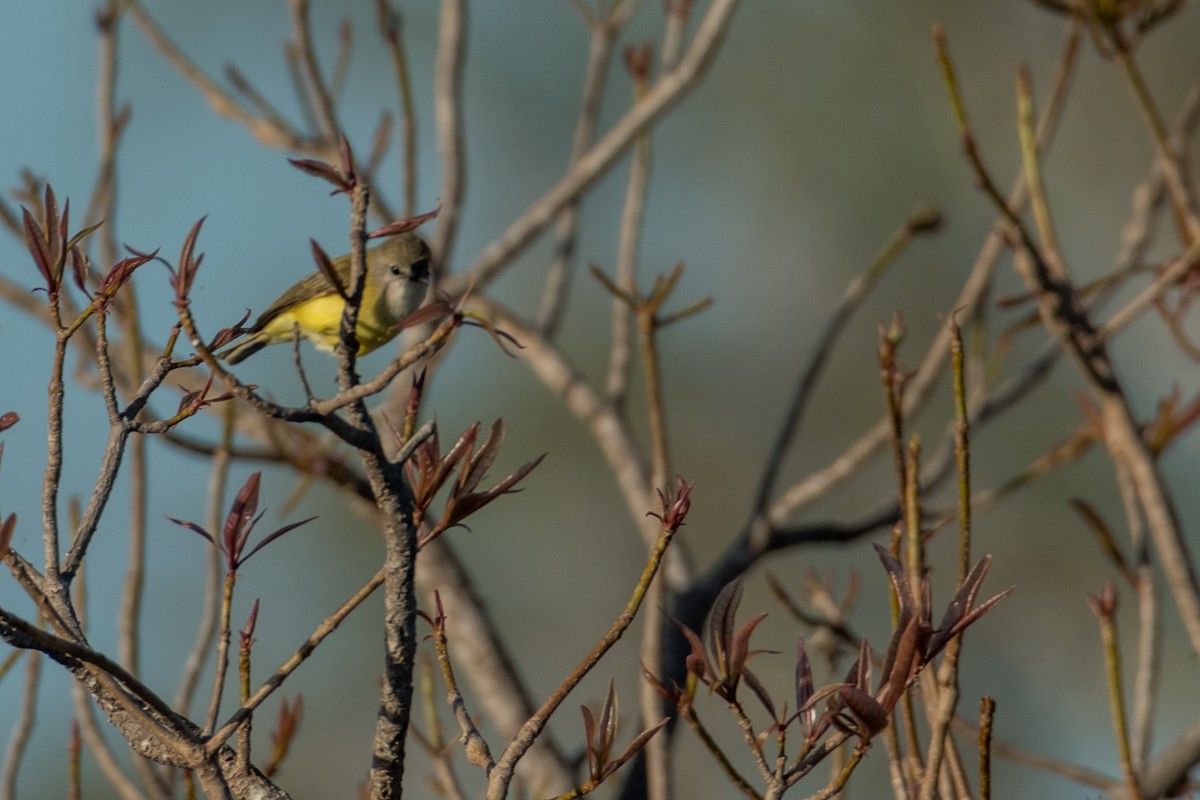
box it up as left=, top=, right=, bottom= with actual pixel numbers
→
left=219, top=334, right=268, bottom=364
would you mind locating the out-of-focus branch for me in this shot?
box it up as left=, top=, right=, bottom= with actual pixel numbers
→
left=174, top=405, right=232, bottom=716
left=417, top=540, right=574, bottom=793
left=936, top=26, right=1200, bottom=660
left=1111, top=44, right=1200, bottom=243
left=126, top=0, right=400, bottom=224
left=1106, top=716, right=1200, bottom=799
left=766, top=20, right=1079, bottom=527
left=1024, top=63, right=1200, bottom=662
left=752, top=207, right=941, bottom=522
left=1109, top=452, right=1158, bottom=776
left=467, top=296, right=672, bottom=569
left=537, top=7, right=628, bottom=336
left=604, top=49, right=653, bottom=408
left=374, top=0, right=419, bottom=217
left=451, top=0, right=745, bottom=294
left=432, top=0, right=467, bottom=271
left=486, top=502, right=684, bottom=800
left=288, top=0, right=340, bottom=143
left=951, top=714, right=1114, bottom=790
left=92, top=8, right=164, bottom=795
left=0, top=643, right=40, bottom=799
left=72, top=680, right=149, bottom=800
left=207, top=566, right=387, bottom=754
left=125, top=0, right=310, bottom=152
left=1099, top=235, right=1200, bottom=339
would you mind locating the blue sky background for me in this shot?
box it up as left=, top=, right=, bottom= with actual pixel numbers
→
left=2, top=2, right=1200, bottom=798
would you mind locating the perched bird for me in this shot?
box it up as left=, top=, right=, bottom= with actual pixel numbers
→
left=220, top=234, right=431, bottom=364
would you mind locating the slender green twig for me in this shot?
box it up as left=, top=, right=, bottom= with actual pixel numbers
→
left=206, top=567, right=387, bottom=754
left=432, top=602, right=495, bottom=773
left=918, top=321, right=973, bottom=800
left=801, top=744, right=867, bottom=800
left=767, top=21, right=1079, bottom=527
left=950, top=319, right=971, bottom=582
left=486, top=519, right=681, bottom=800
left=978, top=697, right=996, bottom=800
left=937, top=20, right=1200, bottom=665
left=203, top=571, right=236, bottom=736
left=1110, top=42, right=1200, bottom=242
left=681, top=704, right=762, bottom=800
left=174, top=404, right=232, bottom=716
left=0, top=632, right=41, bottom=799
left=1089, top=586, right=1141, bottom=799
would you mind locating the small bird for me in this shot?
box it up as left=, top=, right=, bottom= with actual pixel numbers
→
left=220, top=234, right=431, bottom=364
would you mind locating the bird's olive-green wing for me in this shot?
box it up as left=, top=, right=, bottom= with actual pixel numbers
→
left=249, top=255, right=349, bottom=332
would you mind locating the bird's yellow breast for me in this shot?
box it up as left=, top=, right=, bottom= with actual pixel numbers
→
left=259, top=289, right=397, bottom=355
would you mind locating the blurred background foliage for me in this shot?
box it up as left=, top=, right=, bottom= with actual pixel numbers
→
left=2, top=1, right=1200, bottom=797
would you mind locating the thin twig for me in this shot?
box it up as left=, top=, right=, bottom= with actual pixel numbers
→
left=125, top=0, right=310, bottom=151
left=0, top=644, right=41, bottom=800
left=800, top=744, right=867, bottom=800
left=766, top=20, right=1080, bottom=527
left=42, top=333, right=69, bottom=592
left=1130, top=563, right=1159, bottom=772
left=451, top=0, right=745, bottom=294
left=680, top=704, right=762, bottom=800
left=631, top=215, right=676, bottom=800
left=1098, top=235, right=1200, bottom=340
left=432, top=0, right=467, bottom=270
left=288, top=0, right=341, bottom=143
left=978, top=698, right=996, bottom=800
left=992, top=40, right=1200, bottom=660
left=411, top=655, right=470, bottom=800
left=752, top=208, right=940, bottom=518
left=537, top=9, right=626, bottom=336
left=604, top=63, right=653, bottom=407
left=1111, top=43, right=1200, bottom=243
left=416, top=539, right=574, bottom=792
left=432, top=601, right=495, bottom=774
left=1089, top=587, right=1141, bottom=799
left=486, top=520, right=682, bottom=800
left=374, top=0, right=419, bottom=217
left=917, top=322, right=973, bottom=800
left=174, top=404, right=234, bottom=715
left=330, top=20, right=352, bottom=103
left=224, top=64, right=299, bottom=137
left=203, top=571, right=235, bottom=736
left=465, top=296, right=676, bottom=574
left=1109, top=453, right=1158, bottom=775
left=206, top=566, right=387, bottom=754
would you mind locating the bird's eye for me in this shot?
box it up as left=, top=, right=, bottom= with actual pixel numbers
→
left=390, top=264, right=403, bottom=277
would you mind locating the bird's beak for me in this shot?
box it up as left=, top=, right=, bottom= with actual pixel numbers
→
left=412, top=258, right=431, bottom=284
